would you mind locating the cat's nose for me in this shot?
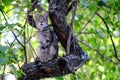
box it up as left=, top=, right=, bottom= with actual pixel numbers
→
left=40, top=22, right=43, bottom=25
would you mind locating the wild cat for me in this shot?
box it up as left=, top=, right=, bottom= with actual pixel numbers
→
left=34, top=12, right=58, bottom=62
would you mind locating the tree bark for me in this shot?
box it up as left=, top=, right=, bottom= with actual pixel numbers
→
left=19, top=0, right=89, bottom=80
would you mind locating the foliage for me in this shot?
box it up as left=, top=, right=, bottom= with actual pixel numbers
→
left=0, top=0, right=120, bottom=80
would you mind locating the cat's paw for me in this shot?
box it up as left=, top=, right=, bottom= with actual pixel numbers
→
left=35, top=57, right=41, bottom=64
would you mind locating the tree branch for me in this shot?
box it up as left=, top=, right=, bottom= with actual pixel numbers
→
left=19, top=0, right=89, bottom=79
left=23, top=20, right=27, bottom=64
left=66, top=0, right=77, bottom=55
left=96, top=12, right=120, bottom=62
left=1, top=65, right=6, bottom=80
left=12, top=31, right=25, bottom=48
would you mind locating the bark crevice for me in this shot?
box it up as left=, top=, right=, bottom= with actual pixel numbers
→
left=19, top=0, right=89, bottom=80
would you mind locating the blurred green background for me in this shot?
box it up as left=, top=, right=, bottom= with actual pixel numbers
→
left=0, top=0, right=120, bottom=80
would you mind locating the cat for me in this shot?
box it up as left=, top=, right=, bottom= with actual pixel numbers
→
left=34, top=12, right=58, bottom=62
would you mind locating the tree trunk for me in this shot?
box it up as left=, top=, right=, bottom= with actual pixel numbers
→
left=19, top=0, right=89, bottom=80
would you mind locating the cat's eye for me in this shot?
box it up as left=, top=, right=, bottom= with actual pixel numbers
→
left=41, top=46, right=45, bottom=49
left=46, top=45, right=49, bottom=48
left=46, top=40, right=50, bottom=42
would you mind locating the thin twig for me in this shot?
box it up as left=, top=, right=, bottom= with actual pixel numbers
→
left=1, top=65, right=6, bottom=80
left=77, top=32, right=95, bottom=34
left=24, top=34, right=37, bottom=61
left=26, top=38, right=36, bottom=61
left=66, top=1, right=75, bottom=15
left=0, top=32, right=1, bottom=44
left=8, top=39, right=16, bottom=47
left=12, top=31, right=25, bottom=48
left=96, top=12, right=120, bottom=62
left=76, top=13, right=95, bottom=36
left=28, top=42, right=36, bottom=60
left=23, top=19, right=27, bottom=64
left=66, top=0, right=78, bottom=54
left=0, top=9, right=8, bottom=23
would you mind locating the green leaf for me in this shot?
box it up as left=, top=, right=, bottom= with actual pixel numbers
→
left=9, top=64, right=17, bottom=73
left=17, top=70, right=25, bottom=79
left=0, top=5, right=5, bottom=10
left=91, top=20, right=100, bottom=27
left=106, top=29, right=111, bottom=35
left=68, top=74, right=75, bottom=80
left=90, top=38, right=97, bottom=50
left=80, top=0, right=91, bottom=9
left=98, top=0, right=107, bottom=7
left=77, top=14, right=83, bottom=20
left=56, top=76, right=64, bottom=80
left=2, top=0, right=13, bottom=6
left=4, top=22, right=16, bottom=30
left=0, top=26, right=5, bottom=31
left=115, top=21, right=120, bottom=27
left=0, top=45, right=8, bottom=53
left=0, top=57, right=8, bottom=65
left=89, top=2, right=98, bottom=14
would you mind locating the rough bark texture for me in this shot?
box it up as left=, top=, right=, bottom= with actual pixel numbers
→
left=19, top=0, right=89, bottom=80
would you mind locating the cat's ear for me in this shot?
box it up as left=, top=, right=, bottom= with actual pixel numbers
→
left=34, top=13, right=39, bottom=21
left=44, top=12, right=48, bottom=19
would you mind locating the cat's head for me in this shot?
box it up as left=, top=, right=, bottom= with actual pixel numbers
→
left=34, top=13, right=49, bottom=31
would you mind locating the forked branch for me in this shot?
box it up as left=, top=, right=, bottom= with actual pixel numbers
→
left=19, top=0, right=89, bottom=79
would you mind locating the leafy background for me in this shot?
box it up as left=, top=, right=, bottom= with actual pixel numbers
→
left=0, top=0, right=120, bottom=80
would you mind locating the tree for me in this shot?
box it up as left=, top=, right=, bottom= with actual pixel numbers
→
left=0, top=0, right=120, bottom=80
